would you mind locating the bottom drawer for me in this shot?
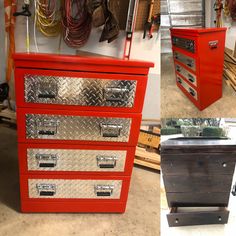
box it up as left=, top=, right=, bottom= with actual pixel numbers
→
left=21, top=175, right=130, bottom=200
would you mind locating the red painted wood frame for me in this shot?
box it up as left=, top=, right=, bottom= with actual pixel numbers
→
left=18, top=143, right=136, bottom=176
left=17, top=108, right=142, bottom=146
left=15, top=68, right=148, bottom=113
left=13, top=53, right=154, bottom=75
left=20, top=174, right=131, bottom=213
left=170, top=28, right=226, bottom=111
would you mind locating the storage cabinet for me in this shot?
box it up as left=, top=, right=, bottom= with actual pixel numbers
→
left=161, top=138, right=236, bottom=227
left=14, top=53, right=154, bottom=213
left=170, top=28, right=226, bottom=110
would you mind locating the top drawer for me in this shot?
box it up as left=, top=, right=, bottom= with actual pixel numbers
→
left=172, top=36, right=196, bottom=53
left=15, top=69, right=148, bottom=113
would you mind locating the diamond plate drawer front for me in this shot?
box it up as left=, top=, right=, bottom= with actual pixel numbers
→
left=27, top=148, right=126, bottom=172
left=24, top=75, right=137, bottom=108
left=28, top=179, right=122, bottom=199
left=173, top=51, right=196, bottom=71
left=175, top=63, right=197, bottom=87
left=177, top=76, right=198, bottom=101
left=26, top=114, right=131, bottom=142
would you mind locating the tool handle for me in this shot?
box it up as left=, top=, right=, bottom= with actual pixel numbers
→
left=148, top=0, right=155, bottom=22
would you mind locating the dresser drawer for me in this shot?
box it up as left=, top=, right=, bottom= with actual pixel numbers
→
left=15, top=68, right=148, bottom=113
left=163, top=175, right=233, bottom=193
left=17, top=108, right=141, bottom=146
left=20, top=174, right=130, bottom=201
left=176, top=76, right=198, bottom=101
left=172, top=36, right=196, bottom=53
left=161, top=153, right=236, bottom=176
left=173, top=50, right=196, bottom=71
left=175, top=63, right=197, bottom=87
left=18, top=143, right=135, bottom=175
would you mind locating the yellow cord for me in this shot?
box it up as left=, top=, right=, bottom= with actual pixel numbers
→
left=35, top=0, right=61, bottom=37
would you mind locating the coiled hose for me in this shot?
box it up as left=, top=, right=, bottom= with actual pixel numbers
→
left=62, top=0, right=92, bottom=48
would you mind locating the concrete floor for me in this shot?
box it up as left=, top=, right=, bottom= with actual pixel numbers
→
left=0, top=123, right=160, bottom=236
left=161, top=54, right=236, bottom=118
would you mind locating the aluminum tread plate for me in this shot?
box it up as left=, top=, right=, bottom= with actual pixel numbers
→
left=25, top=114, right=131, bottom=142
left=28, top=179, right=122, bottom=199
left=24, top=75, right=137, bottom=108
left=27, top=148, right=127, bottom=172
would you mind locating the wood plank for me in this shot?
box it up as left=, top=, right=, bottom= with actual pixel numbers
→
left=234, top=41, right=236, bottom=58
left=134, top=158, right=160, bottom=170
left=0, top=109, right=16, bottom=123
left=135, top=146, right=160, bottom=163
left=138, top=130, right=160, bottom=148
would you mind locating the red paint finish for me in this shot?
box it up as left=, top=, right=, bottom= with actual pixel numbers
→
left=15, top=68, right=148, bottom=113
left=18, top=143, right=136, bottom=176
left=14, top=53, right=153, bottom=213
left=170, top=28, right=226, bottom=111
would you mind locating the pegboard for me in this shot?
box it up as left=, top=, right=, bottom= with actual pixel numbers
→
left=135, top=0, right=160, bottom=31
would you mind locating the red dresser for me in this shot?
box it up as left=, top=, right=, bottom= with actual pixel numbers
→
left=170, top=28, right=226, bottom=111
left=13, top=53, right=154, bottom=213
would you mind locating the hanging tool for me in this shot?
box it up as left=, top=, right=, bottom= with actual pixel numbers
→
left=214, top=0, right=223, bottom=28
left=149, top=13, right=160, bottom=38
left=123, top=0, right=139, bottom=59
left=143, top=0, right=154, bottom=39
left=14, top=0, right=31, bottom=53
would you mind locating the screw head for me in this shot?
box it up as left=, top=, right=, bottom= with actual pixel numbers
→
left=175, top=218, right=179, bottom=224
left=218, top=216, right=222, bottom=222
left=222, top=163, right=227, bottom=168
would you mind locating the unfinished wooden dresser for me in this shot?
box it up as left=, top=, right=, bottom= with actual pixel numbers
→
left=13, top=53, right=154, bottom=213
left=170, top=28, right=226, bottom=110
left=161, top=137, right=236, bottom=227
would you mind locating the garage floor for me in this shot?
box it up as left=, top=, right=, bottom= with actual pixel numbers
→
left=161, top=54, right=236, bottom=118
left=0, top=123, right=160, bottom=236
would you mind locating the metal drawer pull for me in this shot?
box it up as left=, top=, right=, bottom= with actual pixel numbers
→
left=188, top=74, right=195, bottom=83
left=232, top=183, right=236, bottom=196
left=176, top=65, right=181, bottom=72
left=96, top=155, right=117, bottom=168
left=100, top=123, right=123, bottom=137
left=177, top=78, right=182, bottom=84
left=37, top=120, right=59, bottom=136
left=103, top=87, right=129, bottom=102
left=189, top=88, right=196, bottom=97
left=186, top=59, right=193, bottom=67
left=37, top=183, right=56, bottom=196
left=36, top=154, right=58, bottom=168
left=38, top=93, right=56, bottom=99
left=37, top=81, right=58, bottom=99
left=94, top=185, right=114, bottom=197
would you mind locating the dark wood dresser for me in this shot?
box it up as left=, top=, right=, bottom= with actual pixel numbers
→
left=161, top=137, right=236, bottom=227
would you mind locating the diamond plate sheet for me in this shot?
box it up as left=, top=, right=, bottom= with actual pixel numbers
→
left=27, top=148, right=127, bottom=172
left=175, top=63, right=197, bottom=87
left=173, top=51, right=196, bottom=71
left=24, top=75, right=137, bottom=107
left=28, top=179, right=122, bottom=199
left=26, top=114, right=131, bottom=142
left=176, top=76, right=198, bottom=101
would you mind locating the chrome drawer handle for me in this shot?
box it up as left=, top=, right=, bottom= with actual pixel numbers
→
left=188, top=74, right=195, bottom=83
left=36, top=183, right=56, bottom=196
left=37, top=81, right=58, bottom=99
left=189, top=88, right=196, bottom=97
left=36, top=154, right=58, bottom=168
left=37, top=120, right=59, bottom=136
left=176, top=65, right=181, bottom=72
left=94, top=185, right=114, bottom=197
left=232, top=183, right=236, bottom=196
left=186, top=59, right=193, bottom=67
left=100, top=123, right=123, bottom=137
left=177, top=78, right=182, bottom=84
left=96, top=155, right=117, bottom=168
left=103, top=87, right=129, bottom=102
